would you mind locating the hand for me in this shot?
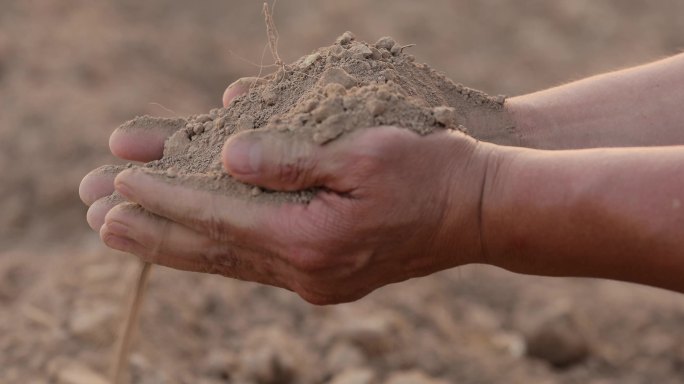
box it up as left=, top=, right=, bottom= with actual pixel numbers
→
left=81, top=82, right=497, bottom=305
left=79, top=77, right=257, bottom=230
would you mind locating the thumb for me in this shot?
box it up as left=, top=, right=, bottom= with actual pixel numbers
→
left=222, top=130, right=343, bottom=191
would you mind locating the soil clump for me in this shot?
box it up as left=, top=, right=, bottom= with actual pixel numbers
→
left=121, top=32, right=517, bottom=202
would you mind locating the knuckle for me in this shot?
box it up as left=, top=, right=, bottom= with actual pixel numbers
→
left=286, top=247, right=331, bottom=273
left=276, top=155, right=311, bottom=186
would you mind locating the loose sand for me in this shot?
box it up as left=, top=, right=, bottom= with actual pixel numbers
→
left=120, top=32, right=518, bottom=202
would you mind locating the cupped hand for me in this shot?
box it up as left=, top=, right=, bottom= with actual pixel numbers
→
left=79, top=77, right=257, bottom=231
left=97, top=123, right=495, bottom=305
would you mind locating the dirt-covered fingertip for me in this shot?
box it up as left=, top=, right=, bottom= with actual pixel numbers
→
left=79, top=165, right=125, bottom=206
left=87, top=194, right=123, bottom=231
left=223, top=77, right=264, bottom=107
left=221, top=131, right=263, bottom=177
left=109, top=116, right=186, bottom=162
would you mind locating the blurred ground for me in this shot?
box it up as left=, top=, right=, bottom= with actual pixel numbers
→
left=1, top=1, right=684, bottom=383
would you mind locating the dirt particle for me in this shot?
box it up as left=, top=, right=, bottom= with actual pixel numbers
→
left=369, top=46, right=382, bottom=60
left=237, top=115, right=255, bottom=131
left=302, top=52, right=322, bottom=68
left=117, top=116, right=187, bottom=134
left=432, top=106, right=457, bottom=126
left=367, top=99, right=387, bottom=116
left=195, top=114, right=213, bottom=124
left=312, top=97, right=344, bottom=123
left=349, top=43, right=373, bottom=60
left=214, top=117, right=226, bottom=130
left=336, top=31, right=356, bottom=45
left=390, top=44, right=403, bottom=56
left=330, top=44, right=345, bottom=58
left=324, top=83, right=347, bottom=97
left=375, top=36, right=396, bottom=51
left=262, top=87, right=278, bottom=106
left=166, top=167, right=178, bottom=178
left=296, top=99, right=319, bottom=113
left=318, top=67, right=358, bottom=89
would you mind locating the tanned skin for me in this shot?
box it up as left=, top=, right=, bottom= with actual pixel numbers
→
left=79, top=55, right=684, bottom=304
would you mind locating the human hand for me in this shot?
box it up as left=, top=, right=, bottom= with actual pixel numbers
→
left=79, top=77, right=257, bottom=231
left=96, top=122, right=496, bottom=304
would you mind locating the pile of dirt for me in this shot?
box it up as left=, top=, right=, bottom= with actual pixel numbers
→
left=119, top=32, right=517, bottom=201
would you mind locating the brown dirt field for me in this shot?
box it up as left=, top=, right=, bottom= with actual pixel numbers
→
left=2, top=1, right=684, bottom=383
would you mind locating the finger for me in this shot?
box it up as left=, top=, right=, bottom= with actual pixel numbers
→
left=101, top=203, right=289, bottom=287
left=79, top=165, right=125, bottom=206
left=87, top=193, right=125, bottom=231
left=109, top=116, right=186, bottom=162
left=222, top=77, right=264, bottom=107
left=114, top=168, right=298, bottom=242
left=221, top=129, right=360, bottom=192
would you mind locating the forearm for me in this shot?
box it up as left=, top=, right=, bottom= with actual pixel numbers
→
left=483, top=145, right=684, bottom=292
left=505, top=53, right=684, bottom=149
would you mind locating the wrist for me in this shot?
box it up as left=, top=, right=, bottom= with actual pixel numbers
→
left=477, top=142, right=536, bottom=271
left=504, top=95, right=548, bottom=149
left=435, top=135, right=521, bottom=269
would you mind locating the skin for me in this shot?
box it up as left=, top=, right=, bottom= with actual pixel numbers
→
left=80, top=54, right=684, bottom=304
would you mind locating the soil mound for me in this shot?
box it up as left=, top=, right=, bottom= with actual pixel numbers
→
left=121, top=32, right=516, bottom=201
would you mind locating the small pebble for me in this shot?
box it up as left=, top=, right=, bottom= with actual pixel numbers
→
left=324, top=83, right=347, bottom=97
left=196, top=114, right=212, bottom=124
left=370, top=47, right=382, bottom=60
left=302, top=52, right=321, bottom=68
left=330, top=44, right=345, bottom=58
left=375, top=36, right=396, bottom=51
left=348, top=44, right=373, bottom=60
left=367, top=99, right=387, bottom=116
left=318, top=67, right=357, bottom=89
left=336, top=31, right=356, bottom=45
left=494, top=94, right=507, bottom=105
left=301, top=99, right=318, bottom=113
left=213, top=117, right=226, bottom=130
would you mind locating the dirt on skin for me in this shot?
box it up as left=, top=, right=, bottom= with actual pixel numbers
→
left=120, top=32, right=517, bottom=202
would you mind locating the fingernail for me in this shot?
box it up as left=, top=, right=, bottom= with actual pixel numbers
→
left=106, top=221, right=130, bottom=237
left=103, top=234, right=135, bottom=253
left=115, top=179, right=134, bottom=199
left=224, top=137, right=261, bottom=175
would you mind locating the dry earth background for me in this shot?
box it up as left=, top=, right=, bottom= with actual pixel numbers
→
left=2, top=1, right=684, bottom=383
